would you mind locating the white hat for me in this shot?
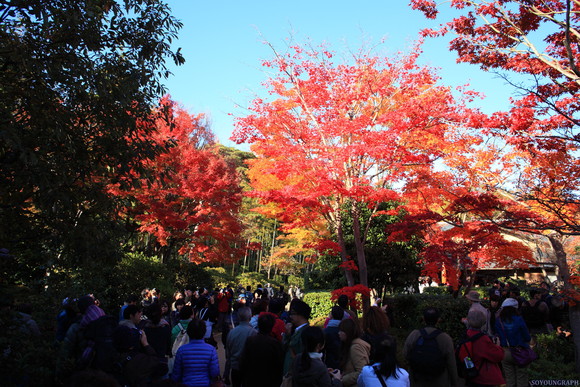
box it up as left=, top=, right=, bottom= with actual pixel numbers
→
left=501, top=298, right=519, bottom=309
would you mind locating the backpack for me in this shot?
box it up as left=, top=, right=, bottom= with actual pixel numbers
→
left=77, top=315, right=119, bottom=373
left=456, top=332, right=485, bottom=380
left=172, top=323, right=189, bottom=356
left=407, top=328, right=446, bottom=376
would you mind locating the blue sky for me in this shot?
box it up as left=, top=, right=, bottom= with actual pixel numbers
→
left=163, top=1, right=517, bottom=149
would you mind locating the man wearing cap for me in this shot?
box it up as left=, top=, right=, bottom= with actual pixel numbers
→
left=463, top=291, right=490, bottom=335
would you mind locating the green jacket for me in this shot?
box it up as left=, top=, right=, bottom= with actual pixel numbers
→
left=283, top=323, right=308, bottom=374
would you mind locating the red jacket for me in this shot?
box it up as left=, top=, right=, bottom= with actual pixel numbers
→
left=217, top=291, right=232, bottom=313
left=259, top=312, right=285, bottom=342
left=459, top=329, right=505, bottom=385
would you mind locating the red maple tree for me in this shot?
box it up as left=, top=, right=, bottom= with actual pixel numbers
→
left=112, top=97, right=244, bottom=264
left=410, top=1, right=580, bottom=369
left=232, top=41, right=497, bottom=302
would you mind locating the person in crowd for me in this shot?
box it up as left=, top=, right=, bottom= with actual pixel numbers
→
left=171, top=291, right=184, bottom=311
left=171, top=318, right=220, bottom=387
left=225, top=306, right=255, bottom=387
left=488, top=280, right=503, bottom=301
left=56, top=297, right=78, bottom=343
left=463, top=291, right=490, bottom=335
left=141, top=288, right=152, bottom=308
left=337, top=294, right=357, bottom=320
left=339, top=317, right=370, bottom=387
left=151, top=288, right=160, bottom=304
left=459, top=310, right=505, bottom=387
left=120, top=304, right=144, bottom=331
left=275, top=285, right=291, bottom=307
left=402, top=307, right=457, bottom=387
left=265, top=283, right=275, bottom=299
left=495, top=298, right=532, bottom=387
left=249, top=297, right=268, bottom=329
left=323, top=306, right=344, bottom=370
left=171, top=305, right=194, bottom=344
left=240, top=313, right=285, bottom=387
left=160, top=299, right=172, bottom=326
left=143, top=303, right=172, bottom=370
left=245, top=285, right=254, bottom=305
left=357, top=334, right=409, bottom=387
left=112, top=325, right=167, bottom=386
left=488, top=294, right=502, bottom=336
left=291, top=325, right=342, bottom=387
left=361, top=306, right=392, bottom=364
left=283, top=299, right=311, bottom=375
left=216, top=286, right=233, bottom=334
left=549, top=295, right=570, bottom=335
left=183, top=287, right=194, bottom=306
left=171, top=299, right=186, bottom=328
left=196, top=296, right=218, bottom=347
left=119, top=295, right=140, bottom=323
left=15, top=303, right=41, bottom=337
left=266, top=298, right=288, bottom=342
left=521, top=288, right=552, bottom=336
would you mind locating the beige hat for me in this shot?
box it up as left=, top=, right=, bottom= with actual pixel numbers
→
left=466, top=291, right=480, bottom=302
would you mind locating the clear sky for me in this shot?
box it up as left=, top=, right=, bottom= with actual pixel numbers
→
left=163, top=1, right=517, bottom=149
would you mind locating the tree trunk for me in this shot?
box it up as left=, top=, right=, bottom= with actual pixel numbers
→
left=547, top=234, right=579, bottom=372
left=161, top=239, right=175, bottom=264
left=351, top=203, right=370, bottom=311
left=336, top=219, right=355, bottom=287
left=547, top=234, right=571, bottom=288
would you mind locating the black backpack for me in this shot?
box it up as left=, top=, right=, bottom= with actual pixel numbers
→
left=408, top=328, right=446, bottom=376
left=77, top=315, right=119, bottom=373
left=455, top=332, right=485, bottom=380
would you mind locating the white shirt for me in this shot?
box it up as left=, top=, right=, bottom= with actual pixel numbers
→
left=357, top=364, right=410, bottom=387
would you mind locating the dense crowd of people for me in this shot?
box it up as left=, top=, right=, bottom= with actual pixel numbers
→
left=35, top=280, right=571, bottom=387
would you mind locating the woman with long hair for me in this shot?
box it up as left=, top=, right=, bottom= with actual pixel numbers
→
left=357, top=335, right=409, bottom=387
left=292, top=325, right=342, bottom=387
left=361, top=306, right=391, bottom=364
left=338, top=318, right=370, bottom=387
left=496, top=298, right=532, bottom=387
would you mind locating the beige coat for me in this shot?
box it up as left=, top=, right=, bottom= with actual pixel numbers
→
left=342, top=337, right=371, bottom=387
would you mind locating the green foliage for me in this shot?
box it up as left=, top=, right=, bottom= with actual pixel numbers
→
left=307, top=255, right=344, bottom=290
left=172, top=260, right=213, bottom=291
left=422, top=286, right=450, bottom=295
left=0, top=315, right=58, bottom=387
left=303, top=291, right=333, bottom=326
left=206, top=267, right=234, bottom=289
left=288, top=274, right=306, bottom=288
left=235, top=272, right=270, bottom=289
left=528, top=333, right=577, bottom=380
left=390, top=293, right=470, bottom=343
left=0, top=0, right=183, bottom=271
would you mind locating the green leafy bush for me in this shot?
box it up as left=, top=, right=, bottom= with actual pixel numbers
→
left=206, top=267, right=233, bottom=289
left=390, top=293, right=470, bottom=342
left=235, top=272, right=270, bottom=289
left=303, top=291, right=333, bottom=326
left=528, top=333, right=577, bottom=380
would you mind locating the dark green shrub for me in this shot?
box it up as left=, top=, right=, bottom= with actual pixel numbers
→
left=390, top=293, right=470, bottom=342
left=206, top=267, right=234, bottom=289
left=528, top=333, right=577, bottom=380
left=172, top=260, right=214, bottom=292
left=422, top=286, right=450, bottom=295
